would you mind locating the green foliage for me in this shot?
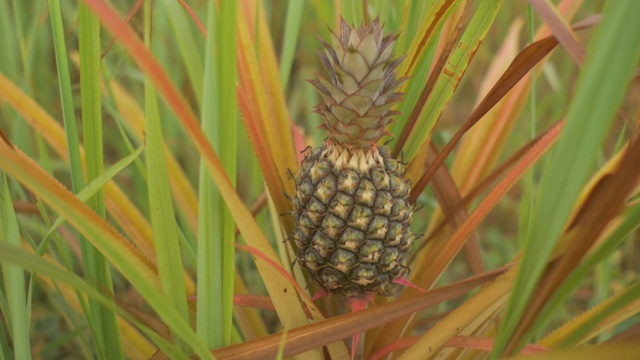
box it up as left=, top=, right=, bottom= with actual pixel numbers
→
left=0, top=1, right=638, bottom=359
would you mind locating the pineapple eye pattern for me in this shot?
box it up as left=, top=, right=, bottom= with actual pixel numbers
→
left=290, top=17, right=415, bottom=298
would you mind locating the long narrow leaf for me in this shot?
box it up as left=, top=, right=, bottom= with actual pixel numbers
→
left=79, top=0, right=327, bottom=341
left=494, top=1, right=640, bottom=357
left=78, top=5, right=123, bottom=357
left=0, top=176, right=31, bottom=359
left=143, top=0, right=189, bottom=351
left=402, top=0, right=505, bottom=161
left=0, top=135, right=213, bottom=360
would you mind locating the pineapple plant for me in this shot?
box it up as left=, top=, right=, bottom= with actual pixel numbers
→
left=290, top=17, right=415, bottom=298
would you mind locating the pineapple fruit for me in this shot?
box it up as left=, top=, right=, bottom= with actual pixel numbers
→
left=290, top=17, right=415, bottom=298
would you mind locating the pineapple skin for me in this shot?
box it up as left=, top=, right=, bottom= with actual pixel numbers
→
left=290, top=18, right=415, bottom=297
left=291, top=142, right=414, bottom=297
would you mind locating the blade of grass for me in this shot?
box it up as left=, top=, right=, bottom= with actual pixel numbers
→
left=157, top=0, right=204, bottom=106
left=514, top=343, right=640, bottom=360
left=0, top=71, right=157, bottom=270
left=409, top=15, right=601, bottom=201
left=153, top=269, right=502, bottom=360
left=197, top=0, right=238, bottom=348
left=79, top=1, right=329, bottom=348
left=393, top=0, right=474, bottom=158
left=42, top=146, right=145, bottom=246
left=548, top=281, right=640, bottom=349
left=528, top=0, right=585, bottom=65
left=0, top=243, right=192, bottom=360
left=143, top=0, right=190, bottom=351
left=48, top=0, right=84, bottom=194
left=510, top=139, right=640, bottom=351
left=0, top=175, right=31, bottom=359
left=398, top=268, right=515, bottom=359
left=373, top=119, right=564, bottom=355
left=48, top=0, right=89, bottom=285
left=196, top=0, right=220, bottom=349
left=106, top=77, right=198, bottom=234
left=401, top=0, right=505, bottom=161
left=493, top=1, right=640, bottom=357
left=216, top=1, right=237, bottom=346
left=537, top=199, right=640, bottom=348
left=78, top=4, right=123, bottom=358
left=392, top=0, right=461, bottom=145
left=0, top=0, right=19, bottom=79
left=279, top=0, right=305, bottom=91
left=0, top=136, right=214, bottom=360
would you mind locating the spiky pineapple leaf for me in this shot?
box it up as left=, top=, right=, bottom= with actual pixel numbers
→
left=494, top=0, right=640, bottom=356
left=401, top=0, right=505, bottom=162
left=78, top=3, right=333, bottom=357
left=0, top=243, right=193, bottom=360
left=0, top=136, right=212, bottom=360
left=173, top=271, right=501, bottom=360
left=372, top=120, right=563, bottom=353
left=528, top=0, right=585, bottom=65
left=509, top=139, right=640, bottom=350
left=1, top=176, right=31, bottom=359
left=0, top=72, right=156, bottom=260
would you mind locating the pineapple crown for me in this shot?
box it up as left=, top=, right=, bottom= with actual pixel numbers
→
left=310, top=17, right=407, bottom=149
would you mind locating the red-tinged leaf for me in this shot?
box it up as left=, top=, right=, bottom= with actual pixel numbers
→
left=80, top=0, right=318, bottom=333
left=450, top=18, right=524, bottom=193
left=290, top=119, right=307, bottom=165
left=346, top=297, right=368, bottom=360
left=425, top=142, right=485, bottom=275
left=311, top=289, right=329, bottom=302
left=370, top=336, right=549, bottom=360
left=233, top=295, right=276, bottom=311
left=393, top=1, right=474, bottom=157
left=236, top=87, right=291, bottom=214
left=393, top=277, right=426, bottom=293
left=411, top=121, right=564, bottom=262
left=233, top=243, right=314, bottom=308
left=0, top=127, right=12, bottom=149
left=409, top=16, right=600, bottom=201
left=0, top=138, right=162, bottom=303
left=400, top=0, right=461, bottom=77
left=188, top=294, right=276, bottom=312
left=237, top=1, right=298, bottom=199
left=102, top=0, right=143, bottom=58
left=0, top=72, right=156, bottom=262
left=176, top=0, right=206, bottom=36
left=199, top=271, right=501, bottom=360
left=410, top=120, right=564, bottom=290
left=507, top=137, right=640, bottom=353
left=529, top=0, right=585, bottom=65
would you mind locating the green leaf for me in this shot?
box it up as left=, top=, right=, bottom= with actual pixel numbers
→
left=144, top=0, right=190, bottom=351
left=401, top=0, right=505, bottom=161
left=494, top=1, right=640, bottom=357
left=279, top=0, right=305, bottom=90
left=197, top=0, right=238, bottom=348
left=1, top=175, right=31, bottom=359
left=78, top=4, right=123, bottom=358
left=41, top=146, right=144, bottom=247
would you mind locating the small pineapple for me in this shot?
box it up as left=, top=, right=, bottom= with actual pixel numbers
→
left=290, top=17, right=414, bottom=298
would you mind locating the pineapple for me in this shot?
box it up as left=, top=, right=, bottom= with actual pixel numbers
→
left=290, top=17, right=414, bottom=298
